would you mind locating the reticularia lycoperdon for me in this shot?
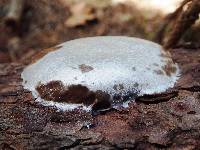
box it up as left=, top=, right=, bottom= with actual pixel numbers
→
left=21, top=36, right=180, bottom=112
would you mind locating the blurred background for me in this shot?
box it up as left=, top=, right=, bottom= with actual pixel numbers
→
left=0, top=0, right=199, bottom=63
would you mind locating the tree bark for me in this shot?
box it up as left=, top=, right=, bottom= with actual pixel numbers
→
left=0, top=48, right=200, bottom=149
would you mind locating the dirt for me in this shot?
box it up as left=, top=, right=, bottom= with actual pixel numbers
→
left=79, top=64, right=94, bottom=73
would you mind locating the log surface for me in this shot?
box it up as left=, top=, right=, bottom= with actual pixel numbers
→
left=0, top=48, right=200, bottom=149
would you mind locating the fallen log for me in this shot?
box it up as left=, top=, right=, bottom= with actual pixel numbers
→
left=0, top=48, right=200, bottom=149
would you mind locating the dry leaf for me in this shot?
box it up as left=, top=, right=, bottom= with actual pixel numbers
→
left=65, top=2, right=97, bottom=27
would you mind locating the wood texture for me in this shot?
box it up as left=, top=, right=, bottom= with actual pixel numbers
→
left=0, top=48, right=200, bottom=149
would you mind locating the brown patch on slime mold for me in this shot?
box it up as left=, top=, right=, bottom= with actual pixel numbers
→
left=79, top=64, right=94, bottom=73
left=153, top=69, right=164, bottom=75
left=162, top=60, right=177, bottom=76
left=132, top=67, right=136, bottom=71
left=160, top=50, right=171, bottom=59
left=36, top=80, right=114, bottom=111
left=159, top=50, right=177, bottom=76
left=36, top=81, right=96, bottom=106
left=31, top=45, right=62, bottom=64
left=92, top=90, right=111, bottom=111
left=146, top=67, right=151, bottom=70
left=134, top=82, right=139, bottom=88
left=35, top=80, right=139, bottom=111
left=113, top=84, right=124, bottom=91
left=153, top=63, right=159, bottom=67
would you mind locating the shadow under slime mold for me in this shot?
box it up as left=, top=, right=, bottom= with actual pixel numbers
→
left=21, top=36, right=180, bottom=113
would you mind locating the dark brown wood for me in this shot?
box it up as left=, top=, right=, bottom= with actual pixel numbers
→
left=154, top=0, right=192, bottom=44
left=164, top=0, right=200, bottom=49
left=0, top=48, right=200, bottom=149
left=155, top=0, right=200, bottom=49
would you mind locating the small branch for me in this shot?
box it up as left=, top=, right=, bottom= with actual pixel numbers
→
left=164, top=0, right=200, bottom=49
left=4, top=0, right=25, bottom=29
left=154, top=0, right=192, bottom=44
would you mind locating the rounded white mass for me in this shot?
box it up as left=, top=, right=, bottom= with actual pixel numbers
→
left=21, top=36, right=180, bottom=111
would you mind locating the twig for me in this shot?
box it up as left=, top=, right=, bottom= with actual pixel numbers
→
left=154, top=0, right=192, bottom=44
left=164, top=0, right=200, bottom=49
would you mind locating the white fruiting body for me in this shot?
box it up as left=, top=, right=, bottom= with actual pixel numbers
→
left=21, top=36, right=180, bottom=111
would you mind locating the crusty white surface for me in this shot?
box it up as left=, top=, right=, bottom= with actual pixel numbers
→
left=21, top=36, right=180, bottom=111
